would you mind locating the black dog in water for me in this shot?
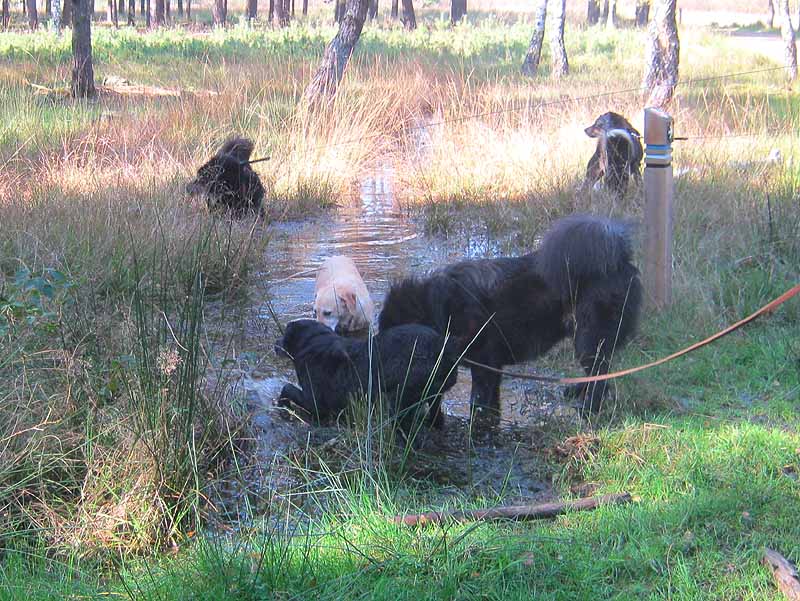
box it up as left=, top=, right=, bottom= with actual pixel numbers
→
left=583, top=112, right=643, bottom=199
left=275, top=319, right=460, bottom=433
left=186, top=137, right=265, bottom=216
left=378, top=214, right=642, bottom=417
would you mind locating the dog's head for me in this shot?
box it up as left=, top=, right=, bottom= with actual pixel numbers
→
left=186, top=137, right=260, bottom=209
left=313, top=288, right=368, bottom=335
left=584, top=112, right=639, bottom=139
left=274, top=318, right=334, bottom=359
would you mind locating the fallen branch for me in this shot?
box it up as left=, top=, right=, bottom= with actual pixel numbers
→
left=27, top=78, right=218, bottom=99
left=393, top=492, right=632, bottom=527
left=763, top=548, right=800, bottom=600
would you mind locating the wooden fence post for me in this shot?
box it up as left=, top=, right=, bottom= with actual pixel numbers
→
left=643, top=107, right=673, bottom=309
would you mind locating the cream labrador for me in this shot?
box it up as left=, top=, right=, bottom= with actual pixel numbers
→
left=313, top=256, right=375, bottom=334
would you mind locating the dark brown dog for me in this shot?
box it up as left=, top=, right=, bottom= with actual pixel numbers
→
left=186, top=137, right=265, bottom=217
left=379, top=215, right=642, bottom=418
left=583, top=112, right=643, bottom=199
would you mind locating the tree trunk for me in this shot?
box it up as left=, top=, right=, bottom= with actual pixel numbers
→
left=268, top=0, right=272, bottom=20
left=273, top=0, right=286, bottom=26
left=71, top=0, right=96, bottom=98
left=61, top=0, right=71, bottom=27
left=367, top=0, right=376, bottom=19
left=301, top=0, right=306, bottom=16
left=290, top=0, right=294, bottom=17
left=635, top=0, right=649, bottom=26
left=165, top=0, right=170, bottom=20
left=304, top=0, right=370, bottom=102
left=600, top=0, right=608, bottom=21
left=176, top=0, right=181, bottom=16
left=127, top=0, right=134, bottom=24
left=451, top=0, right=466, bottom=24
left=52, top=0, right=61, bottom=30
left=521, top=0, right=548, bottom=77
left=153, top=0, right=163, bottom=23
left=27, top=0, right=38, bottom=28
left=606, top=0, right=616, bottom=27
left=186, top=0, right=190, bottom=19
left=587, top=0, right=599, bottom=25
left=768, top=0, right=775, bottom=28
left=400, top=0, right=414, bottom=28
left=212, top=0, right=224, bottom=24
left=390, top=0, right=397, bottom=19
left=145, top=0, right=150, bottom=26
left=643, top=0, right=680, bottom=108
left=334, top=0, right=344, bottom=22
left=779, top=0, right=797, bottom=81
left=246, top=0, right=255, bottom=20
left=3, top=0, right=10, bottom=28
left=46, top=0, right=51, bottom=17
left=549, top=0, right=568, bottom=78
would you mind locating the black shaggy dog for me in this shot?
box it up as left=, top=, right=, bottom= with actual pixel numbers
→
left=186, top=137, right=265, bottom=216
left=583, top=112, right=643, bottom=199
left=378, top=214, right=642, bottom=416
left=274, top=319, right=460, bottom=433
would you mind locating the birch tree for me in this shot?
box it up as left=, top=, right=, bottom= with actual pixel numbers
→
left=304, top=0, right=371, bottom=102
left=606, top=0, right=616, bottom=28
left=521, top=0, right=548, bottom=77
left=779, top=0, right=797, bottom=81
left=643, top=0, right=679, bottom=108
left=549, top=0, right=568, bottom=77
left=52, top=0, right=61, bottom=30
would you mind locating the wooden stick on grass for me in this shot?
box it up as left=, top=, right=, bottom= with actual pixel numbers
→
left=763, top=548, right=800, bottom=600
left=393, top=493, right=633, bottom=527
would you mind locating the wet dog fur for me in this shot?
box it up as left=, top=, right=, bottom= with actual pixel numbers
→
left=275, top=319, right=460, bottom=433
left=186, top=137, right=265, bottom=216
left=378, top=214, right=642, bottom=417
left=583, top=112, right=643, bottom=199
left=314, top=256, right=375, bottom=334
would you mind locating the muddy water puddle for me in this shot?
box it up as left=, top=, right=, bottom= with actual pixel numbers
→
left=212, top=168, right=581, bottom=522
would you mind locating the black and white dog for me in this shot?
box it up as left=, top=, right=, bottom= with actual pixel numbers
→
left=186, top=137, right=265, bottom=216
left=379, top=214, right=642, bottom=417
left=583, top=112, right=643, bottom=199
left=275, top=319, right=460, bottom=433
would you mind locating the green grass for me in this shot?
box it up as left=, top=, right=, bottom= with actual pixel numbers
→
left=3, top=414, right=799, bottom=599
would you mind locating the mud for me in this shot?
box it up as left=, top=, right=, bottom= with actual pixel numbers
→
left=208, top=167, right=584, bottom=523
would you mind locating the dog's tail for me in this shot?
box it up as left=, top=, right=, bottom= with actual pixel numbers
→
left=219, top=137, right=255, bottom=162
left=537, top=214, right=637, bottom=302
